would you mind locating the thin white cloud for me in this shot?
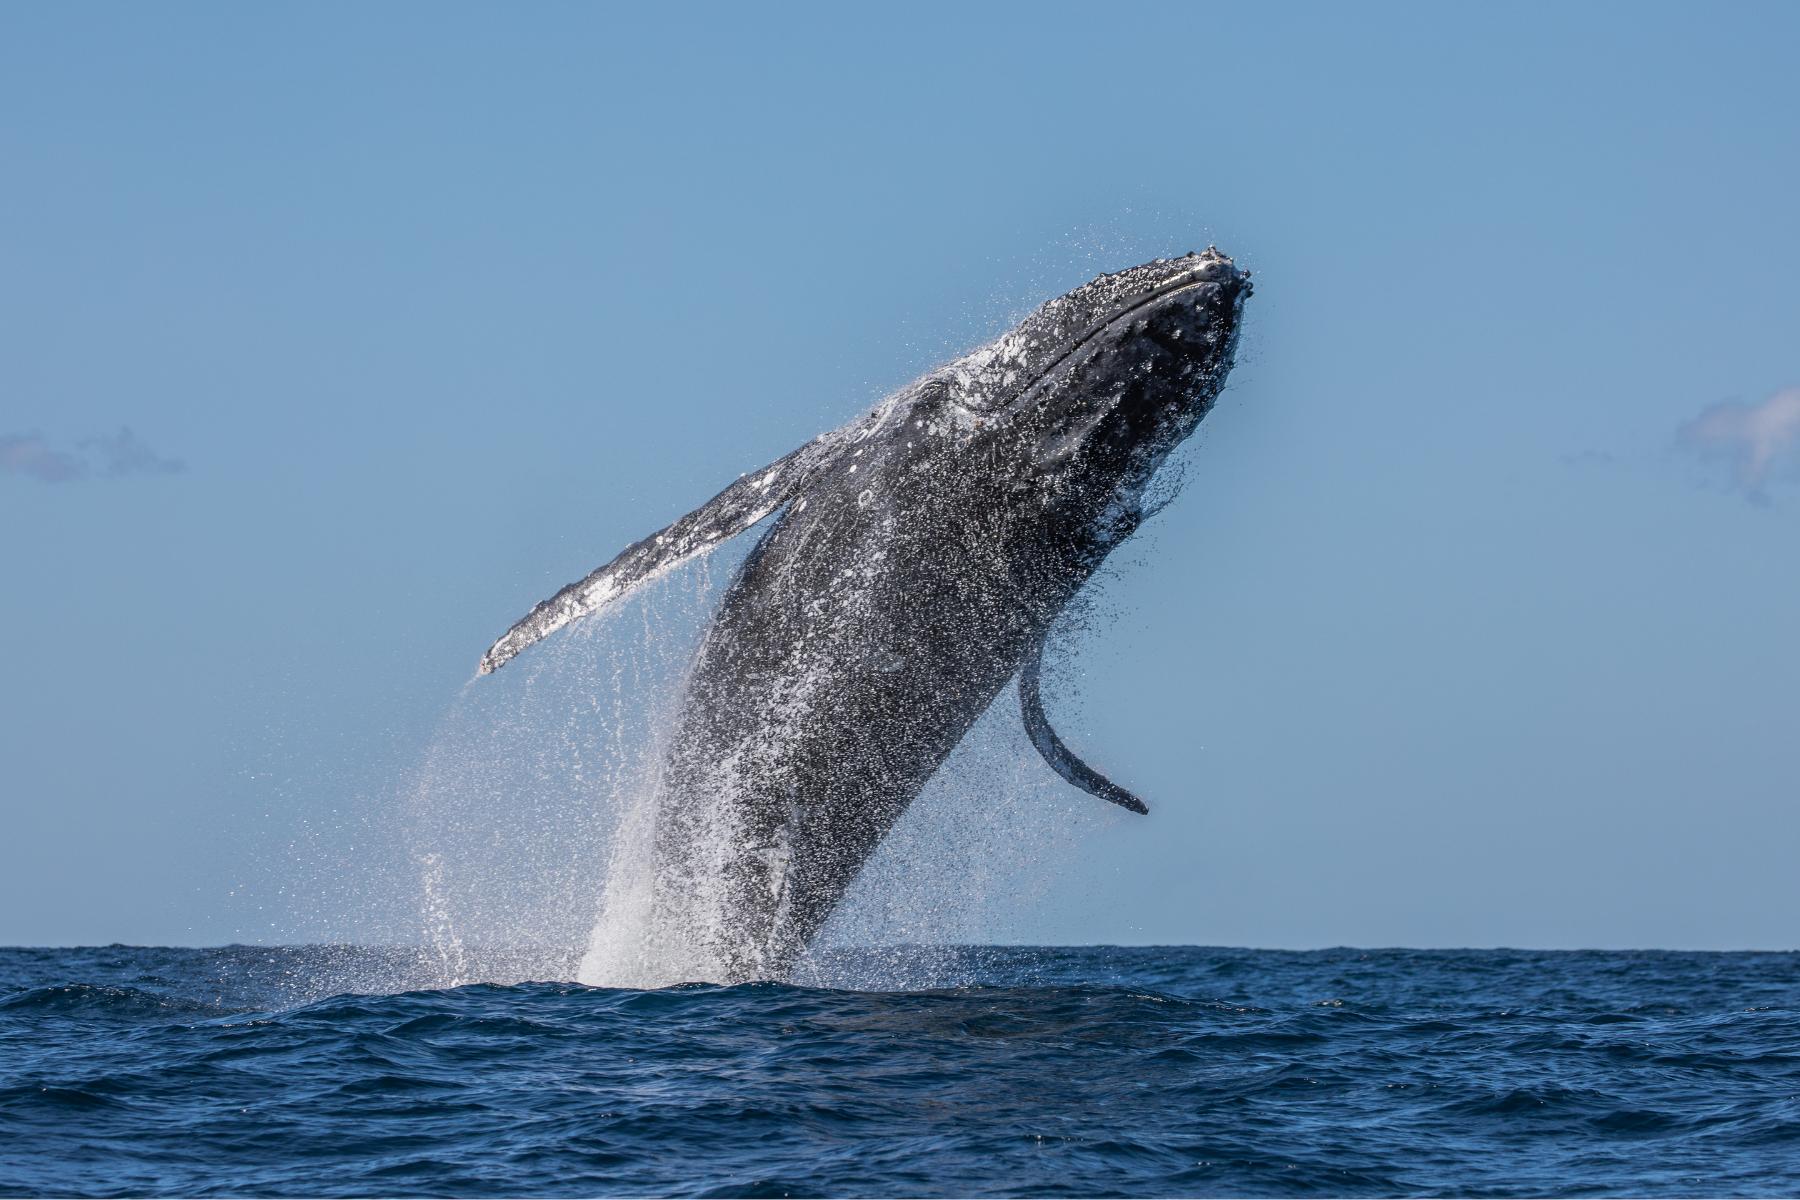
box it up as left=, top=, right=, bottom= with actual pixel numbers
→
left=0, top=427, right=187, bottom=484
left=0, top=432, right=86, bottom=483
left=1678, top=389, right=1800, bottom=502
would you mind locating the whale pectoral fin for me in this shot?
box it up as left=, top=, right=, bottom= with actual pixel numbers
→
left=478, top=436, right=837, bottom=675
left=1018, top=639, right=1150, bottom=815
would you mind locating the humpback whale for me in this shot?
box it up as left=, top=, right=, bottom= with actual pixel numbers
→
left=481, top=250, right=1251, bottom=981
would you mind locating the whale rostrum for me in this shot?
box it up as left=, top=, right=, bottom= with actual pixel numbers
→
left=482, top=249, right=1250, bottom=980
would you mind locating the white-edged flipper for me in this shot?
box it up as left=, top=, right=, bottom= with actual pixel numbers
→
left=1018, top=636, right=1150, bottom=814
left=478, top=435, right=840, bottom=675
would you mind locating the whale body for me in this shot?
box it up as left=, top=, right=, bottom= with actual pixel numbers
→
left=481, top=250, right=1251, bottom=980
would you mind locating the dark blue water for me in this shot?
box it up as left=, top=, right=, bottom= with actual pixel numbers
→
left=2, top=946, right=1796, bottom=1197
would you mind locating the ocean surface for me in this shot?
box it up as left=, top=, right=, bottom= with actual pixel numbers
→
left=1, top=946, right=1796, bottom=1197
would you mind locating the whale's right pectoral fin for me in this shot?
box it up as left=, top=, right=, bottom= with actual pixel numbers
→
left=478, top=435, right=839, bottom=676
left=1019, top=637, right=1150, bottom=815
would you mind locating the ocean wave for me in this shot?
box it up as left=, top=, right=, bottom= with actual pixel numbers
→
left=1, top=946, right=1797, bottom=1197
left=0, top=983, right=223, bottom=1019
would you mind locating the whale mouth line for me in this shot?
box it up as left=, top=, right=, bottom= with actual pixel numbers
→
left=966, top=266, right=1241, bottom=415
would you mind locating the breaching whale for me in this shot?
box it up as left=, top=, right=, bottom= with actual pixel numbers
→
left=481, top=249, right=1251, bottom=981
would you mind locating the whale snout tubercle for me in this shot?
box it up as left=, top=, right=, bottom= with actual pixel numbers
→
left=1175, top=246, right=1247, bottom=291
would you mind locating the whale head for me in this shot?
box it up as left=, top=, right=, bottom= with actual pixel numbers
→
left=935, top=249, right=1250, bottom=491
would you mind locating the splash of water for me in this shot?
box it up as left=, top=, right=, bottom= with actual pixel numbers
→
left=392, top=534, right=1135, bottom=992
left=392, top=560, right=719, bottom=988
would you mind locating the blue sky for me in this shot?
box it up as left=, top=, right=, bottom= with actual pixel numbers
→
left=2, top=3, right=1796, bottom=949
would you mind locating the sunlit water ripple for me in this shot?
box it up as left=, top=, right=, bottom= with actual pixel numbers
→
left=2, top=946, right=1796, bottom=1197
